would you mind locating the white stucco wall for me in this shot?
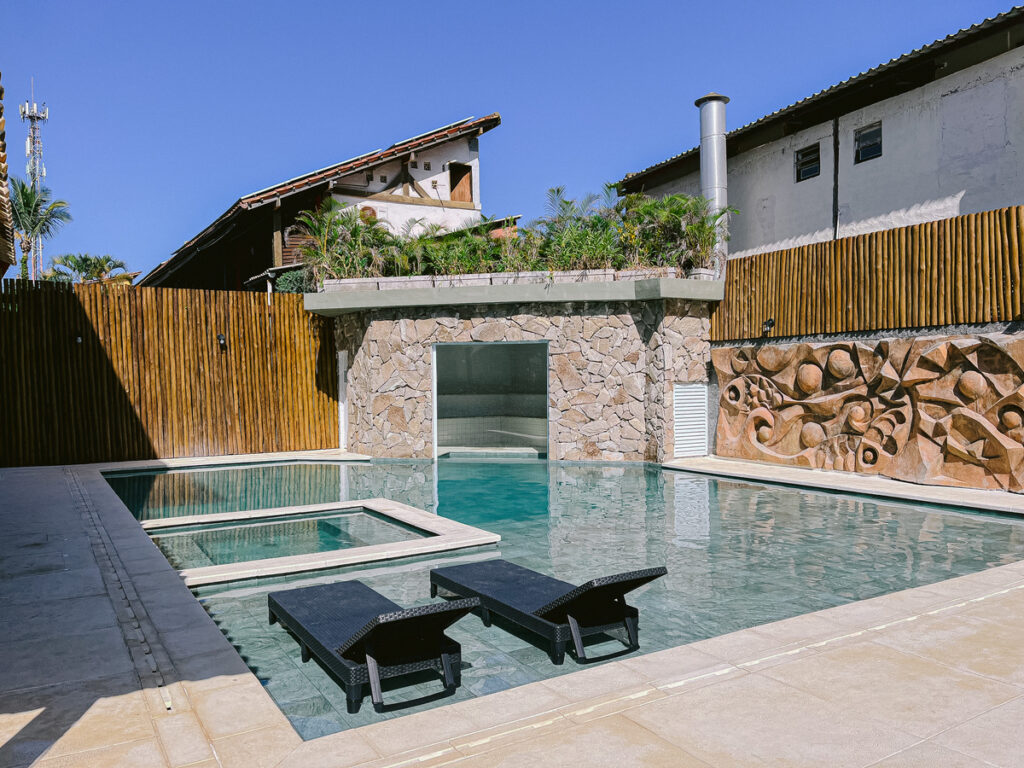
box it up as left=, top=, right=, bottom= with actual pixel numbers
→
left=648, top=46, right=1024, bottom=258
left=331, top=137, right=483, bottom=235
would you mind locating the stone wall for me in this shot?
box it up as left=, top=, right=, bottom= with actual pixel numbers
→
left=713, top=333, right=1024, bottom=494
left=336, top=299, right=712, bottom=461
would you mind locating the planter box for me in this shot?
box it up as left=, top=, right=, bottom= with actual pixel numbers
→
left=322, top=277, right=380, bottom=292
left=614, top=267, right=679, bottom=281
left=488, top=271, right=550, bottom=285
left=377, top=275, right=434, bottom=291
left=687, top=268, right=717, bottom=281
left=550, top=269, right=615, bottom=284
left=433, top=274, right=493, bottom=288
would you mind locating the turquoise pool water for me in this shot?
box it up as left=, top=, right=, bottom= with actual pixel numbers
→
left=120, top=459, right=1024, bottom=739
left=150, top=509, right=428, bottom=570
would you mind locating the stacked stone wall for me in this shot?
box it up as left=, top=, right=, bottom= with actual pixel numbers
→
left=336, top=300, right=712, bottom=461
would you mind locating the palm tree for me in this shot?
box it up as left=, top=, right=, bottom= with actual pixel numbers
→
left=51, top=253, right=132, bottom=283
left=9, top=177, right=72, bottom=281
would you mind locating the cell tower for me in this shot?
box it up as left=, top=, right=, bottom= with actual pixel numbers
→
left=19, top=79, right=48, bottom=281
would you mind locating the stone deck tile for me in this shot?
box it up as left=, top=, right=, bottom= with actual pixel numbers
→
left=7, top=459, right=1024, bottom=768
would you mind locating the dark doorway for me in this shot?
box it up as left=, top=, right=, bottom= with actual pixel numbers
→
left=434, top=342, right=548, bottom=457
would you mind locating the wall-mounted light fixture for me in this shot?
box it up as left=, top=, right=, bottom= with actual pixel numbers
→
left=216, top=333, right=227, bottom=351
left=762, top=318, right=775, bottom=338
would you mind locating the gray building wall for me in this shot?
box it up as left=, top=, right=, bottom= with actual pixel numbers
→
left=648, top=46, right=1024, bottom=259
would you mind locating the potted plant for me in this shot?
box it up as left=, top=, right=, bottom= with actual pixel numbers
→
left=682, top=197, right=734, bottom=280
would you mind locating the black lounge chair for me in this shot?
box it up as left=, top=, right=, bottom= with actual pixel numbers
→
left=429, top=560, right=667, bottom=665
left=268, top=581, right=479, bottom=713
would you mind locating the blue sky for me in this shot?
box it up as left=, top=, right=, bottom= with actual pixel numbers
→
left=1, top=0, right=1013, bottom=277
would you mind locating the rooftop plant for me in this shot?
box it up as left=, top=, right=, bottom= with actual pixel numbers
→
left=289, top=187, right=735, bottom=288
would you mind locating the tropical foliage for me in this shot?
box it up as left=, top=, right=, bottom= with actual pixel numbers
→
left=9, top=177, right=72, bottom=281
left=287, top=187, right=734, bottom=287
left=47, top=253, right=133, bottom=284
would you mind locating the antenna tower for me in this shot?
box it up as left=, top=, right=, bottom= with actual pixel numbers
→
left=19, top=79, right=48, bottom=281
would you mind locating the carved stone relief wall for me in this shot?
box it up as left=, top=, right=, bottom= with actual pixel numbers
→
left=712, top=334, right=1024, bottom=493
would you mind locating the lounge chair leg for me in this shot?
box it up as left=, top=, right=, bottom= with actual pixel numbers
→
left=567, top=615, right=587, bottom=661
left=268, top=610, right=277, bottom=625
left=624, top=615, right=639, bottom=649
left=300, top=644, right=311, bottom=663
left=366, top=653, right=384, bottom=712
left=345, top=683, right=363, bottom=714
left=480, top=607, right=492, bottom=627
left=430, top=583, right=438, bottom=598
left=440, top=652, right=456, bottom=689
left=550, top=639, right=566, bottom=665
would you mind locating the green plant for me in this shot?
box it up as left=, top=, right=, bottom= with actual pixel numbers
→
left=50, top=253, right=132, bottom=283
left=9, top=177, right=72, bottom=280
left=274, top=268, right=311, bottom=293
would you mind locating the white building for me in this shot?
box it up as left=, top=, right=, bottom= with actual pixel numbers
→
left=619, top=9, right=1024, bottom=259
left=141, top=114, right=501, bottom=289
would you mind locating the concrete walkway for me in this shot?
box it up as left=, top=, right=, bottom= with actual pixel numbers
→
left=2, top=456, right=1024, bottom=767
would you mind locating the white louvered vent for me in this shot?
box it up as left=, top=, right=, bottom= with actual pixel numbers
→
left=673, top=383, right=709, bottom=458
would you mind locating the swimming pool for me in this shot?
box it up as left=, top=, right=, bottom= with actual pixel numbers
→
left=114, top=459, right=1024, bottom=739
left=150, top=508, right=430, bottom=570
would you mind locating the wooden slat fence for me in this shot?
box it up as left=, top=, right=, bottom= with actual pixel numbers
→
left=711, top=206, right=1024, bottom=341
left=0, top=283, right=339, bottom=467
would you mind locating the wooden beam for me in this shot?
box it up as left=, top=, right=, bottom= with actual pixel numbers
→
left=272, top=208, right=283, bottom=267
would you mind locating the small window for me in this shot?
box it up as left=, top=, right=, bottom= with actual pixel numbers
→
left=410, top=160, right=418, bottom=169
left=794, top=144, right=820, bottom=182
left=379, top=175, right=387, bottom=183
left=854, top=122, right=882, bottom=163
left=365, top=172, right=373, bottom=183
left=423, top=161, right=431, bottom=171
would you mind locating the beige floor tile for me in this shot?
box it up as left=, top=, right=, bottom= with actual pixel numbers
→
left=46, top=689, right=154, bottom=758
left=174, top=648, right=255, bottom=697
left=619, top=644, right=729, bottom=685
left=275, top=729, right=380, bottom=768
left=445, top=680, right=571, bottom=730
left=35, top=738, right=167, bottom=768
left=211, top=723, right=301, bottom=768
left=762, top=641, right=1019, bottom=738
left=355, top=705, right=479, bottom=758
left=154, top=712, right=213, bottom=767
left=748, top=611, right=846, bottom=646
left=868, top=741, right=994, bottom=767
left=450, top=711, right=568, bottom=757
left=932, top=696, right=1024, bottom=767
left=535, top=659, right=647, bottom=702
left=625, top=673, right=917, bottom=768
left=688, top=626, right=801, bottom=664
left=449, top=715, right=710, bottom=767
left=190, top=680, right=286, bottom=740
left=872, top=609, right=1024, bottom=688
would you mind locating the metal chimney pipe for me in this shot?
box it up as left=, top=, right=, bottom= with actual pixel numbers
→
left=695, top=93, right=729, bottom=271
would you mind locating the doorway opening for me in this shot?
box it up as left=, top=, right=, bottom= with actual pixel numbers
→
left=449, top=163, right=473, bottom=203
left=434, top=342, right=548, bottom=458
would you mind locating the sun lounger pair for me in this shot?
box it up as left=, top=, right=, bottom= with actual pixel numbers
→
left=267, top=560, right=666, bottom=712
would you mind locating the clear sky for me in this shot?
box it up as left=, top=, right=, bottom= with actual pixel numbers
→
left=1, top=0, right=1014, bottom=278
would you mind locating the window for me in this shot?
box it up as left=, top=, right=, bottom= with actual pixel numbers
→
left=423, top=161, right=431, bottom=171
left=854, top=122, right=882, bottom=163
left=365, top=172, right=373, bottom=183
left=379, top=175, right=387, bottom=183
left=794, top=144, right=820, bottom=182
left=410, top=160, right=418, bottom=169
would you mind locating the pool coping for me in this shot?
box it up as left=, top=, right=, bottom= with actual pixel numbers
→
left=38, top=453, right=1024, bottom=768
left=169, top=498, right=501, bottom=587
left=664, top=455, right=1024, bottom=516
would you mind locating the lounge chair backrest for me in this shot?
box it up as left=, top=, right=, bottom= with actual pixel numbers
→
left=337, top=597, right=480, bottom=655
left=534, top=567, right=667, bottom=623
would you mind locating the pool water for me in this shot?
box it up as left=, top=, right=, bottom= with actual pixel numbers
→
left=145, top=459, right=1024, bottom=739
left=150, top=509, right=428, bottom=570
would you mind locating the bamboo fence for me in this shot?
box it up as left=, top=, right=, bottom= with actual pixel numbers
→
left=0, top=283, right=339, bottom=467
left=710, top=206, right=1024, bottom=341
